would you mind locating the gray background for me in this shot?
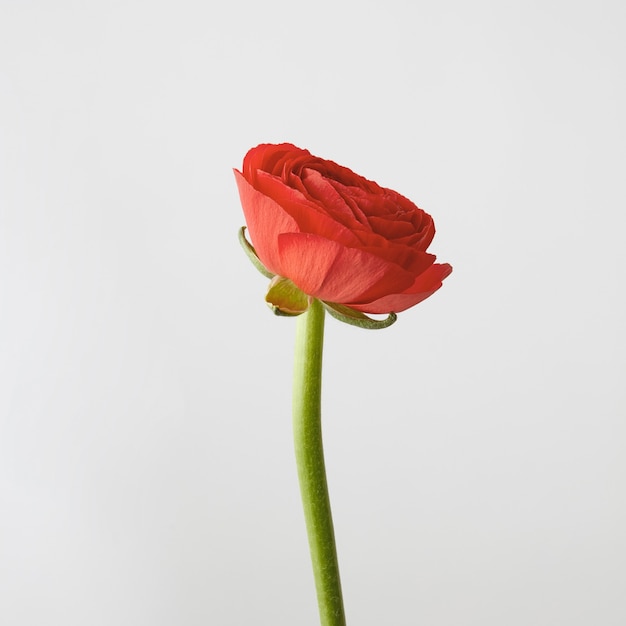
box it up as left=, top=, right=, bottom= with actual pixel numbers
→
left=1, top=1, right=624, bottom=624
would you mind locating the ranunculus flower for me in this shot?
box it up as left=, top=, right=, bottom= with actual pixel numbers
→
left=235, top=143, right=452, bottom=316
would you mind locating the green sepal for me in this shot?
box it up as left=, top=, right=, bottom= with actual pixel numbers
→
left=238, top=226, right=274, bottom=278
left=323, top=302, right=397, bottom=329
left=266, top=276, right=312, bottom=316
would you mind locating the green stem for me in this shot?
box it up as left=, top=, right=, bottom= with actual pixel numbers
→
left=293, top=299, right=346, bottom=626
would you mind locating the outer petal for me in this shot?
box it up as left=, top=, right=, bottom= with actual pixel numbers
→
left=234, top=169, right=299, bottom=275
left=358, top=244, right=436, bottom=277
left=348, top=263, right=453, bottom=314
left=277, top=232, right=415, bottom=304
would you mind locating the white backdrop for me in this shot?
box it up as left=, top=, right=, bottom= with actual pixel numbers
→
left=1, top=1, right=625, bottom=624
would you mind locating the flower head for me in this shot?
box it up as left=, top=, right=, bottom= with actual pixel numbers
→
left=235, top=143, right=451, bottom=320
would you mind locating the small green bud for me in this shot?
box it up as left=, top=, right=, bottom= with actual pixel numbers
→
left=265, top=276, right=312, bottom=316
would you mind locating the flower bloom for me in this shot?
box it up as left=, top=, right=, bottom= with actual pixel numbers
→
left=235, top=143, right=452, bottom=314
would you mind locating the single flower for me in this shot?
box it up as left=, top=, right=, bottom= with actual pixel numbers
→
left=235, top=143, right=452, bottom=317
left=233, top=143, right=454, bottom=625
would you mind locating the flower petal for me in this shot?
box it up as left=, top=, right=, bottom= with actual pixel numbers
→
left=234, top=169, right=299, bottom=274
left=277, top=232, right=415, bottom=304
left=358, top=244, right=436, bottom=277
left=299, top=168, right=363, bottom=228
left=243, top=143, right=310, bottom=179
left=255, top=171, right=361, bottom=247
left=348, top=263, right=453, bottom=314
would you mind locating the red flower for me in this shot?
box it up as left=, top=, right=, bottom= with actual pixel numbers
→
left=235, top=143, right=452, bottom=315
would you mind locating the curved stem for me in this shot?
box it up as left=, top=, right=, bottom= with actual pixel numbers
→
left=292, top=299, right=346, bottom=626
